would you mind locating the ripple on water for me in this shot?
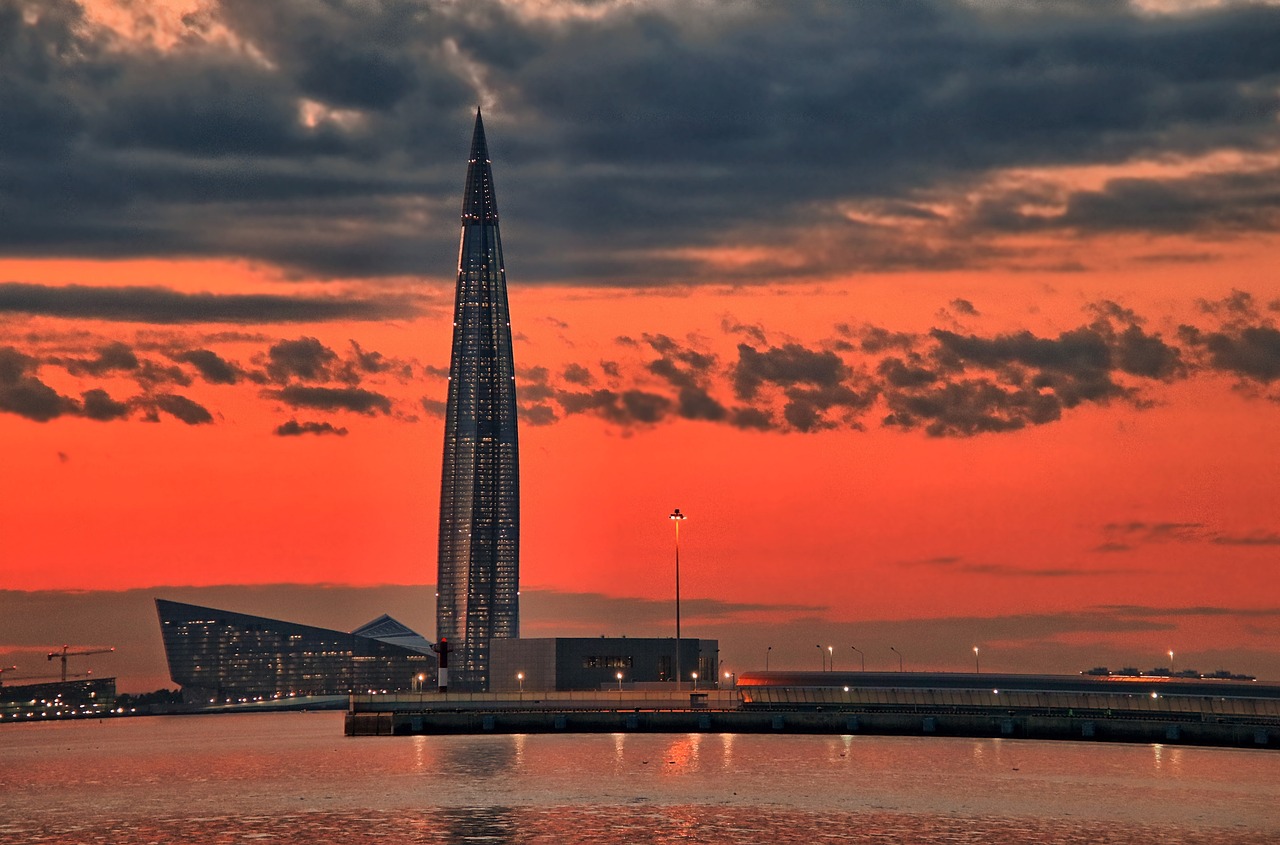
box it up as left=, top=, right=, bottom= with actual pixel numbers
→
left=1, top=807, right=1276, bottom=845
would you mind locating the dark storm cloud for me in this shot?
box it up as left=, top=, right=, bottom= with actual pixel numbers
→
left=0, top=283, right=416, bottom=323
left=5, top=0, right=1280, bottom=280
left=274, top=419, right=349, bottom=437
left=271, top=384, right=394, bottom=415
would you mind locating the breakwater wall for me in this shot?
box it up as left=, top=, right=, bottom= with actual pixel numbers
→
left=346, top=706, right=1273, bottom=749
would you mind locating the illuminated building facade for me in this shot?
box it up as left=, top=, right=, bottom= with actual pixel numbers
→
left=155, top=599, right=433, bottom=704
left=437, top=110, right=520, bottom=691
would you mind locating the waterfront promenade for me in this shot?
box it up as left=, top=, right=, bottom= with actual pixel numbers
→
left=346, top=672, right=1280, bottom=750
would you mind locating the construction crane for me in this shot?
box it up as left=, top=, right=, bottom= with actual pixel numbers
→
left=0, top=666, right=16, bottom=687
left=47, top=646, right=115, bottom=682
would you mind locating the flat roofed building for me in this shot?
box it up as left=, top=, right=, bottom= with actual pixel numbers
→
left=156, top=599, right=434, bottom=704
left=490, top=638, right=719, bottom=692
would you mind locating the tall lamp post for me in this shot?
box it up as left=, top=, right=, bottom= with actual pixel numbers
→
left=670, top=508, right=687, bottom=691
left=816, top=644, right=825, bottom=671
left=973, top=646, right=980, bottom=674
left=828, top=646, right=834, bottom=671
left=890, top=646, right=904, bottom=672
left=851, top=646, right=864, bottom=671
left=1168, top=650, right=1175, bottom=674
left=766, top=646, right=772, bottom=671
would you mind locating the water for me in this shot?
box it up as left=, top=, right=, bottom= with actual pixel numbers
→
left=1, top=712, right=1276, bottom=843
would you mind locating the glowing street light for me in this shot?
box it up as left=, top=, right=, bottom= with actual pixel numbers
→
left=616, top=671, right=624, bottom=691
left=691, top=671, right=699, bottom=692
left=828, top=645, right=834, bottom=671
left=1168, top=650, right=1175, bottom=673
left=670, top=508, right=687, bottom=691
left=517, top=671, right=524, bottom=693
left=973, top=646, right=980, bottom=674
left=851, top=646, right=865, bottom=671
left=890, top=646, right=904, bottom=672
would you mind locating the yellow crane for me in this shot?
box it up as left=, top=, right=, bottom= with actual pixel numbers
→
left=47, top=645, right=115, bottom=682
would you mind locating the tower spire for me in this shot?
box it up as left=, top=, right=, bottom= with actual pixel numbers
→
left=462, top=109, right=498, bottom=225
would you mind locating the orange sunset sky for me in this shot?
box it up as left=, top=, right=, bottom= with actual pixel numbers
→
left=2, top=0, right=1278, bottom=691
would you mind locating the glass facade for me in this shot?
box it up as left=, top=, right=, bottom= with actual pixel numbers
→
left=155, top=599, right=432, bottom=704
left=437, top=110, right=520, bottom=691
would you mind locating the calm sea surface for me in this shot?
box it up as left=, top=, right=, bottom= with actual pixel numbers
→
left=1, top=711, right=1276, bottom=844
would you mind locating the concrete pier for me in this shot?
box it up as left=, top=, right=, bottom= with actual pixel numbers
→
left=345, top=678, right=1277, bottom=750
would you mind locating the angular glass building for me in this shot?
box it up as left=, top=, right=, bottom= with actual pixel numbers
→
left=156, top=599, right=433, bottom=704
left=437, top=110, right=520, bottom=691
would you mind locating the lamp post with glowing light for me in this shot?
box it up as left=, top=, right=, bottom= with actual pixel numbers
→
left=828, top=645, right=834, bottom=671
left=670, top=508, right=686, bottom=691
left=517, top=672, right=524, bottom=693
left=973, top=646, right=980, bottom=674
left=851, top=646, right=865, bottom=671
left=691, top=671, right=698, bottom=692
left=890, top=646, right=904, bottom=672
left=1168, top=650, right=1175, bottom=674
left=616, top=671, right=624, bottom=691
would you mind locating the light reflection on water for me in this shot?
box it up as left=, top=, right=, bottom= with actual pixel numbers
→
left=1, top=711, right=1276, bottom=844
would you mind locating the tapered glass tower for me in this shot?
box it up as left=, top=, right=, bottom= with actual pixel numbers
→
left=437, top=110, right=519, bottom=691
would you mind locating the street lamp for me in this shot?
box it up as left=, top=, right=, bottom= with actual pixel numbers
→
left=816, top=644, right=824, bottom=671
left=851, top=646, right=864, bottom=671
left=973, top=646, right=980, bottom=674
left=1168, top=650, right=1175, bottom=673
left=670, top=508, right=687, bottom=691
left=517, top=672, right=524, bottom=693
left=691, top=671, right=698, bottom=692
left=828, top=645, right=834, bottom=671
left=766, top=646, right=772, bottom=671
left=723, top=671, right=733, bottom=689
left=890, top=646, right=904, bottom=672
left=616, top=671, right=624, bottom=691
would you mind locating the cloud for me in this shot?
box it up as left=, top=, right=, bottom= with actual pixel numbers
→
left=270, top=385, right=393, bottom=415
left=0, top=346, right=76, bottom=421
left=80, top=388, right=130, bottom=421
left=274, top=419, right=349, bottom=437
left=0, top=283, right=416, bottom=323
left=174, top=349, right=241, bottom=385
left=265, top=336, right=337, bottom=383
left=5, top=0, right=1280, bottom=280
left=151, top=393, right=214, bottom=425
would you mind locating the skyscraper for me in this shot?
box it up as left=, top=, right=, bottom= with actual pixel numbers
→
left=436, top=110, right=520, bottom=690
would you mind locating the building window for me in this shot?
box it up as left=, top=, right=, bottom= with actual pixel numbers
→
left=583, top=656, right=633, bottom=669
